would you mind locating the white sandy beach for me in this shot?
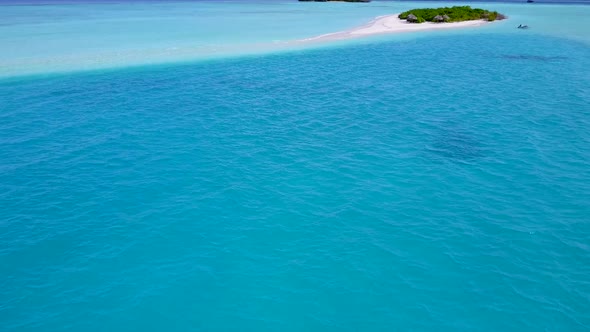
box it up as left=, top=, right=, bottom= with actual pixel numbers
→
left=298, top=14, right=489, bottom=43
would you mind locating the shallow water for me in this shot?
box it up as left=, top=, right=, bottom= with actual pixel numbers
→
left=1, top=1, right=590, bottom=77
left=1, top=1, right=590, bottom=331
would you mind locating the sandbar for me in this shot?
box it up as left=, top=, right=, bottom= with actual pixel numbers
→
left=297, top=14, right=490, bottom=43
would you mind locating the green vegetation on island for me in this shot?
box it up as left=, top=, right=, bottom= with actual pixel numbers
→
left=399, top=6, right=506, bottom=23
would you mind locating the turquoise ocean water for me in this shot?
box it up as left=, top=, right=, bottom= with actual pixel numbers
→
left=1, top=1, right=590, bottom=331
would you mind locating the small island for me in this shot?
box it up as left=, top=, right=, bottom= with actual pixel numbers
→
left=295, top=6, right=505, bottom=44
left=399, top=6, right=506, bottom=23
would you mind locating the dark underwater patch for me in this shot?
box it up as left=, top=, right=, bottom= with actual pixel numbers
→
left=427, top=128, right=484, bottom=161
left=501, top=55, right=568, bottom=62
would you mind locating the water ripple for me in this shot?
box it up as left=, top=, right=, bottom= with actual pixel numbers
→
left=0, top=33, right=589, bottom=331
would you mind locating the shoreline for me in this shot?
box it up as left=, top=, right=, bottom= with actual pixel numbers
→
left=0, top=15, right=493, bottom=79
left=295, top=14, right=490, bottom=44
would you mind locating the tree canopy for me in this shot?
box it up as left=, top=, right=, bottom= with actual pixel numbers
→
left=399, top=6, right=505, bottom=23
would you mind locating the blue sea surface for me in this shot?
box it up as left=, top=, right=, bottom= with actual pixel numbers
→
left=1, top=1, right=590, bottom=331
left=1, top=0, right=590, bottom=77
